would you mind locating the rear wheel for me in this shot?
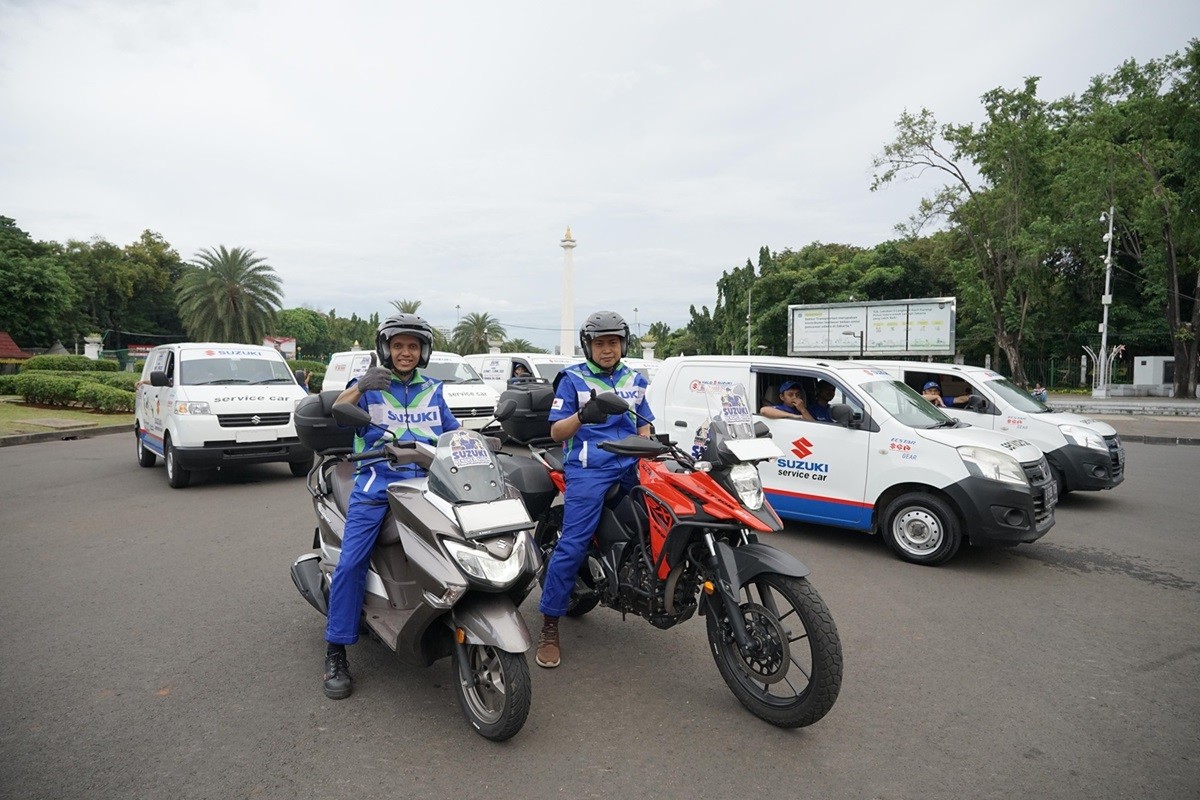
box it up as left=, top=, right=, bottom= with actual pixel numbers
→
left=135, top=423, right=156, bottom=468
left=164, top=436, right=191, bottom=489
left=705, top=572, right=842, bottom=728
left=881, top=492, right=961, bottom=565
left=451, top=643, right=531, bottom=742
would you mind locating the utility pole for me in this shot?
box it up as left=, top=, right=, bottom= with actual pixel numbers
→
left=746, top=287, right=752, bottom=356
left=1094, top=206, right=1115, bottom=398
left=560, top=226, right=576, bottom=356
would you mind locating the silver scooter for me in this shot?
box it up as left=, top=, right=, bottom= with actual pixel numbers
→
left=289, top=392, right=540, bottom=741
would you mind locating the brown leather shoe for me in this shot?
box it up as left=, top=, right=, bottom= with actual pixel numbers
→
left=536, top=617, right=560, bottom=668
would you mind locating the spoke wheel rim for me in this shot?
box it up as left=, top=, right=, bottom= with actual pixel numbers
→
left=728, top=602, right=790, bottom=685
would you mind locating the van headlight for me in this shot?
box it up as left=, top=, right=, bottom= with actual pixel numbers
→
left=444, top=536, right=526, bottom=587
left=957, top=446, right=1027, bottom=486
left=729, top=463, right=765, bottom=510
left=173, top=402, right=211, bottom=415
left=1059, top=424, right=1107, bottom=451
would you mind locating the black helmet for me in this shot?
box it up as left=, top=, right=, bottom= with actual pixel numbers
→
left=376, top=313, right=434, bottom=370
left=579, top=310, right=630, bottom=359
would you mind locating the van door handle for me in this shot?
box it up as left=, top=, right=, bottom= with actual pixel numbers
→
left=674, top=420, right=688, bottom=428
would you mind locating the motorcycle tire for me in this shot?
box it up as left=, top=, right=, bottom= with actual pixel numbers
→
left=535, top=507, right=599, bottom=617
left=705, top=572, right=842, bottom=729
left=451, top=644, right=531, bottom=742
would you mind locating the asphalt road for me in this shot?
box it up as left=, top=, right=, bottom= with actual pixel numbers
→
left=1, top=434, right=1198, bottom=800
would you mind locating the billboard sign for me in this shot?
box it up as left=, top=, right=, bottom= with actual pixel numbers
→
left=787, top=298, right=956, bottom=357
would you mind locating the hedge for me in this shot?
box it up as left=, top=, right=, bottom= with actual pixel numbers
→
left=9, top=370, right=140, bottom=392
left=287, top=359, right=326, bottom=392
left=13, top=372, right=134, bottom=412
left=0, top=374, right=18, bottom=394
left=21, top=355, right=119, bottom=372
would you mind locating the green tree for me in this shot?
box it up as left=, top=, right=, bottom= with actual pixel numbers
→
left=502, top=338, right=543, bottom=353
left=0, top=217, right=78, bottom=347
left=452, top=312, right=506, bottom=354
left=121, top=230, right=186, bottom=340
left=176, top=246, right=283, bottom=343
left=390, top=299, right=422, bottom=314
left=276, top=307, right=332, bottom=360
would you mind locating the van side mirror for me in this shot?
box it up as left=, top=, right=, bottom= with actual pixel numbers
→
left=149, top=370, right=171, bottom=387
left=964, top=395, right=989, bottom=412
left=830, top=403, right=854, bottom=427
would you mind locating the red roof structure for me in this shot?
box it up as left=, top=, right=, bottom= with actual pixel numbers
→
left=0, top=332, right=31, bottom=359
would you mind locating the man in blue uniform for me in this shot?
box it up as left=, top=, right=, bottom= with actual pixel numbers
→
left=922, top=380, right=974, bottom=408
left=536, top=311, right=653, bottom=668
left=322, top=314, right=460, bottom=699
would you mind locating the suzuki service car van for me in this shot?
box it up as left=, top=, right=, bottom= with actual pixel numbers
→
left=860, top=361, right=1125, bottom=494
left=646, top=356, right=1057, bottom=565
left=463, top=353, right=578, bottom=394
left=322, top=350, right=500, bottom=432
left=135, top=343, right=312, bottom=488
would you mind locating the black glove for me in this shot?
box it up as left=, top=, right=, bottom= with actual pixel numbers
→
left=577, top=390, right=609, bottom=425
left=357, top=366, right=393, bottom=392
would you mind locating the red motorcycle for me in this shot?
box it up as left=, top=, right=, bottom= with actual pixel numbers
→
left=502, top=383, right=842, bottom=728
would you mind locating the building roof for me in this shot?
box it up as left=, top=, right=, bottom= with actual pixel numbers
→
left=0, top=331, right=30, bottom=360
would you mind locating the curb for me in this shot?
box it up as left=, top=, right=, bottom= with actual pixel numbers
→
left=0, top=424, right=130, bottom=448
left=1122, top=434, right=1200, bottom=446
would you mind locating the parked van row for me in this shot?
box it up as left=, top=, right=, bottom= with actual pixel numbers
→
left=463, top=353, right=663, bottom=395
left=645, top=355, right=1060, bottom=565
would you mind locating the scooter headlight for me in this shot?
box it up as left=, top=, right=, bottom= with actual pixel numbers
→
left=444, top=536, right=527, bottom=587
left=729, top=463, right=765, bottom=510
left=1059, top=424, right=1107, bottom=451
left=958, top=446, right=1027, bottom=486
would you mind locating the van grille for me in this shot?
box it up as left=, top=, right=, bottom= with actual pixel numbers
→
left=450, top=405, right=495, bottom=418
left=1023, top=458, right=1055, bottom=525
left=218, top=412, right=292, bottom=428
left=1105, top=435, right=1124, bottom=480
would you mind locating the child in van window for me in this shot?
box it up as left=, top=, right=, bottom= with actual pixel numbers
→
left=759, top=381, right=816, bottom=421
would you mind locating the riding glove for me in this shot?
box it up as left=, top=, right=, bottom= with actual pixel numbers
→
left=577, top=391, right=610, bottom=425
left=357, top=367, right=394, bottom=392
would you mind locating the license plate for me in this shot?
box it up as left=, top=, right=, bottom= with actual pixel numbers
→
left=1044, top=481, right=1059, bottom=509
left=236, top=428, right=277, bottom=443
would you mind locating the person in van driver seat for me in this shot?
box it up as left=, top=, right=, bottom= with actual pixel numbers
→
left=759, top=380, right=816, bottom=421
left=921, top=380, right=974, bottom=408
left=321, top=314, right=460, bottom=700
left=808, top=380, right=837, bottom=422
left=537, top=310, right=653, bottom=669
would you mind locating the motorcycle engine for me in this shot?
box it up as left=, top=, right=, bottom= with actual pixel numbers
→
left=617, top=555, right=698, bottom=630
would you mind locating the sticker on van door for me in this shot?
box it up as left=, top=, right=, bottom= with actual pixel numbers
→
left=688, top=379, right=734, bottom=393
left=776, top=437, right=830, bottom=481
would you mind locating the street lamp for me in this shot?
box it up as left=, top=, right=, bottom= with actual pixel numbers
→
left=1094, top=206, right=1116, bottom=398
left=842, top=330, right=863, bottom=359
left=455, top=304, right=461, bottom=324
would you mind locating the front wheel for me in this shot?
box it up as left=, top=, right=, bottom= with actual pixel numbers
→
left=705, top=573, right=842, bottom=728
left=164, top=436, right=191, bottom=489
left=881, top=492, right=961, bottom=565
left=451, top=644, right=531, bottom=742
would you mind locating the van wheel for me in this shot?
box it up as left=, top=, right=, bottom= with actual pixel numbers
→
left=881, top=493, right=960, bottom=566
left=164, top=436, right=192, bottom=489
left=289, top=454, right=313, bottom=477
left=135, top=423, right=156, bottom=468
left=1051, top=464, right=1072, bottom=497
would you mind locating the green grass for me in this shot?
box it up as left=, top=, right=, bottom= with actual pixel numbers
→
left=0, top=399, right=133, bottom=437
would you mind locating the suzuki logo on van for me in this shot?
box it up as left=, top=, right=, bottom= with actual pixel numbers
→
left=791, top=437, right=814, bottom=459
left=251, top=415, right=261, bottom=425
left=777, top=436, right=830, bottom=479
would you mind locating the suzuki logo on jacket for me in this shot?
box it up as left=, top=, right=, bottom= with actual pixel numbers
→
left=385, top=409, right=441, bottom=424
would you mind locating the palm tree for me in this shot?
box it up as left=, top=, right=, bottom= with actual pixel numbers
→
left=453, top=312, right=506, bottom=354
left=176, top=246, right=283, bottom=343
left=502, top=338, right=542, bottom=353
left=390, top=299, right=422, bottom=314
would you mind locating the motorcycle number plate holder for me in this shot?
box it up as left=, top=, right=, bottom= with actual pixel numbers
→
left=454, top=498, right=535, bottom=540
left=724, top=438, right=783, bottom=461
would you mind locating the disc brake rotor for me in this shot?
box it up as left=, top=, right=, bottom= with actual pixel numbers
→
left=727, top=602, right=790, bottom=685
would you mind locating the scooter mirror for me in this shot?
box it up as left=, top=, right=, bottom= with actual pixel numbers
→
left=493, top=397, right=518, bottom=422
left=332, top=402, right=371, bottom=428
left=753, top=420, right=772, bottom=439
left=594, top=391, right=629, bottom=415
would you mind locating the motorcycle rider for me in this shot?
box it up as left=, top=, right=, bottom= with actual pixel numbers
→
left=321, top=314, right=460, bottom=699
left=537, top=310, right=653, bottom=668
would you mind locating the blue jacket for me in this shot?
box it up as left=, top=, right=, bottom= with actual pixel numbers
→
left=548, top=360, right=653, bottom=472
left=351, top=370, right=460, bottom=498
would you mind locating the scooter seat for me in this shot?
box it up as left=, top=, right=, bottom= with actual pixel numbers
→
left=329, top=461, right=357, bottom=516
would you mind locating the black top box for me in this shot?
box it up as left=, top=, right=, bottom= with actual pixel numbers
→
left=294, top=390, right=355, bottom=454
left=499, top=384, right=556, bottom=443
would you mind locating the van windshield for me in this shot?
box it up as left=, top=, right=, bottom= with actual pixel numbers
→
left=424, top=361, right=486, bottom=385
left=179, top=356, right=295, bottom=386
left=985, top=377, right=1049, bottom=413
left=859, top=379, right=955, bottom=428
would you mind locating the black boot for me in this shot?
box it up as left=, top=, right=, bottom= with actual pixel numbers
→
left=323, top=648, right=353, bottom=699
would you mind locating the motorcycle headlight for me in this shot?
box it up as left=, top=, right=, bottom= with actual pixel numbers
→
left=729, top=463, right=765, bottom=510
left=1059, top=424, right=1107, bottom=451
left=173, top=401, right=211, bottom=415
left=958, top=446, right=1027, bottom=486
left=444, top=536, right=527, bottom=587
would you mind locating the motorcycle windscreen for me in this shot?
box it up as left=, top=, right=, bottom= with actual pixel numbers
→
left=426, top=429, right=508, bottom=504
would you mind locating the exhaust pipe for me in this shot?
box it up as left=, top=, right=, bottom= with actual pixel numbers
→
left=290, top=553, right=329, bottom=615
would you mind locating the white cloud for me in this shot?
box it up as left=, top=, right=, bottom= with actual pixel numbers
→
left=1, top=0, right=1196, bottom=349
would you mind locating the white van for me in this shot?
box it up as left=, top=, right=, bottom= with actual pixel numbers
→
left=462, top=353, right=578, bottom=394
left=647, top=355, right=1057, bottom=565
left=135, top=343, right=312, bottom=488
left=860, top=361, right=1125, bottom=494
left=322, top=349, right=500, bottom=432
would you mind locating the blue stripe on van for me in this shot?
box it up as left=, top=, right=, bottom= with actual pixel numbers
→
left=139, top=428, right=165, bottom=456
left=764, top=488, right=874, bottom=531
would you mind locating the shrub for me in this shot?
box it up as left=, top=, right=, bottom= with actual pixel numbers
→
left=14, top=373, right=82, bottom=405
left=21, top=355, right=118, bottom=372
left=75, top=383, right=135, bottom=413
left=0, top=374, right=18, bottom=394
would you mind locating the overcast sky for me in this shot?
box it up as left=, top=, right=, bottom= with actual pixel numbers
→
left=1, top=1, right=1195, bottom=351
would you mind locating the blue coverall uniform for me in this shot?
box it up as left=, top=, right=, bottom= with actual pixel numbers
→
left=539, top=359, right=653, bottom=617
left=325, top=370, right=460, bottom=645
